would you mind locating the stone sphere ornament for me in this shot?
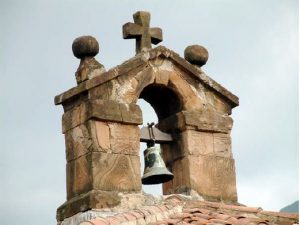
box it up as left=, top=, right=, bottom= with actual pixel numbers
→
left=72, top=35, right=99, bottom=59
left=184, top=44, right=209, bottom=67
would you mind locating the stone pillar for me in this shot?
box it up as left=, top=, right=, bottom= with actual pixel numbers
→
left=57, top=98, right=143, bottom=220
left=55, top=36, right=144, bottom=221
left=159, top=109, right=238, bottom=202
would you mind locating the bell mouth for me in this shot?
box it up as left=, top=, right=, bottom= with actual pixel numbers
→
left=142, top=168, right=174, bottom=185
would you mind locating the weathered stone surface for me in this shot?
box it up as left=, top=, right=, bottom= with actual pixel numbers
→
left=90, top=100, right=143, bottom=125
left=65, top=122, right=93, bottom=162
left=188, top=155, right=237, bottom=202
left=66, top=151, right=141, bottom=200
left=55, top=81, right=88, bottom=106
left=89, top=81, right=111, bottom=100
left=161, top=142, right=180, bottom=165
left=135, top=69, right=156, bottom=94
left=119, top=103, right=143, bottom=124
left=183, top=109, right=233, bottom=132
left=168, top=48, right=239, bottom=107
left=154, top=69, right=170, bottom=86
left=158, top=109, right=233, bottom=133
left=57, top=190, right=121, bottom=221
left=117, top=76, right=139, bottom=103
left=163, top=153, right=237, bottom=201
left=72, top=36, right=99, bottom=59
left=55, top=46, right=238, bottom=108
left=181, top=130, right=214, bottom=156
left=56, top=37, right=240, bottom=221
left=90, top=99, right=122, bottom=122
left=184, top=45, right=209, bottom=67
left=62, top=100, right=143, bottom=133
left=163, top=156, right=190, bottom=195
left=62, top=102, right=88, bottom=133
left=213, top=133, right=232, bottom=158
left=114, top=66, right=156, bottom=105
left=169, top=70, right=203, bottom=111
left=66, top=153, right=93, bottom=200
left=123, top=11, right=162, bottom=54
left=95, top=121, right=110, bottom=150
left=171, top=157, right=191, bottom=193
left=204, top=88, right=232, bottom=115
left=75, top=57, right=105, bottom=84
left=92, top=152, right=141, bottom=191
left=108, top=123, right=140, bottom=155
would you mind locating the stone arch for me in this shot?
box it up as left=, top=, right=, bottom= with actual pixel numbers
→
left=105, top=57, right=206, bottom=112
left=137, top=84, right=183, bottom=195
left=105, top=58, right=217, bottom=195
left=139, top=83, right=183, bottom=121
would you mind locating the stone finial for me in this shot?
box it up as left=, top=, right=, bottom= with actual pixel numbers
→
left=184, top=45, right=209, bottom=67
left=72, top=36, right=105, bottom=84
left=123, top=11, right=163, bottom=54
left=72, top=36, right=99, bottom=59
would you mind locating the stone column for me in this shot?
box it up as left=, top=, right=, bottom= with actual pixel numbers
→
left=159, top=109, right=238, bottom=202
left=57, top=98, right=143, bottom=220
left=55, top=36, right=143, bottom=221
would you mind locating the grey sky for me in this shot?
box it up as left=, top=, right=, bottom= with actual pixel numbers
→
left=0, top=1, right=298, bottom=225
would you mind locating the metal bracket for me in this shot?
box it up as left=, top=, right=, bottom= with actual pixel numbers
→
left=140, top=122, right=173, bottom=147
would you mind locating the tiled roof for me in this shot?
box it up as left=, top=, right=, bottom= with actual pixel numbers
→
left=78, top=195, right=299, bottom=225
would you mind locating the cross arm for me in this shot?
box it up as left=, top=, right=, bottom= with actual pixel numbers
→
left=150, top=27, right=163, bottom=44
left=123, top=22, right=142, bottom=39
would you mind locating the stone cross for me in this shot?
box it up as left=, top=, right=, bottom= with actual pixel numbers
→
left=123, top=11, right=163, bottom=54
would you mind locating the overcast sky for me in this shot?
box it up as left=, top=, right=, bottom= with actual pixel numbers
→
left=0, top=1, right=298, bottom=225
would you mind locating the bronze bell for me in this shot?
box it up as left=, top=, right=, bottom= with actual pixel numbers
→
left=142, top=144, right=174, bottom=185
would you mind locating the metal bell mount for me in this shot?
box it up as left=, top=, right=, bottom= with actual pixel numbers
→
left=140, top=123, right=174, bottom=185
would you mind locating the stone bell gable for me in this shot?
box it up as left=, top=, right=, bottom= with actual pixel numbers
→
left=55, top=11, right=239, bottom=223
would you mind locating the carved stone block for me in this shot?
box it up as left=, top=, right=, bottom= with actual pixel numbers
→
left=66, top=153, right=93, bottom=200
left=188, top=155, right=237, bottom=202
left=65, top=123, right=92, bottom=162
left=213, top=133, right=232, bottom=158
left=181, top=130, right=214, bottom=156
left=108, top=123, right=140, bottom=155
left=158, top=110, right=233, bottom=133
left=119, top=103, right=143, bottom=125
left=95, top=121, right=110, bottom=150
left=66, top=151, right=142, bottom=200
left=62, top=102, right=88, bottom=133
left=62, top=100, right=143, bottom=133
left=92, top=152, right=141, bottom=191
left=169, top=71, right=202, bottom=110
left=162, top=156, right=190, bottom=195
left=154, top=69, right=170, bottom=86
left=57, top=190, right=121, bottom=222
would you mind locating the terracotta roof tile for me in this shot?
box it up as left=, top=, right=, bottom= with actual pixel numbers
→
left=259, top=210, right=299, bottom=219
left=79, top=197, right=299, bottom=225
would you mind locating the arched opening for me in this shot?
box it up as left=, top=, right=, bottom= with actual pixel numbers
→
left=137, top=99, right=161, bottom=195
left=139, top=84, right=182, bottom=121
left=138, top=84, right=183, bottom=196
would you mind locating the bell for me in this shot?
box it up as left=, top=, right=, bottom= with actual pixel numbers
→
left=142, top=145, right=174, bottom=185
